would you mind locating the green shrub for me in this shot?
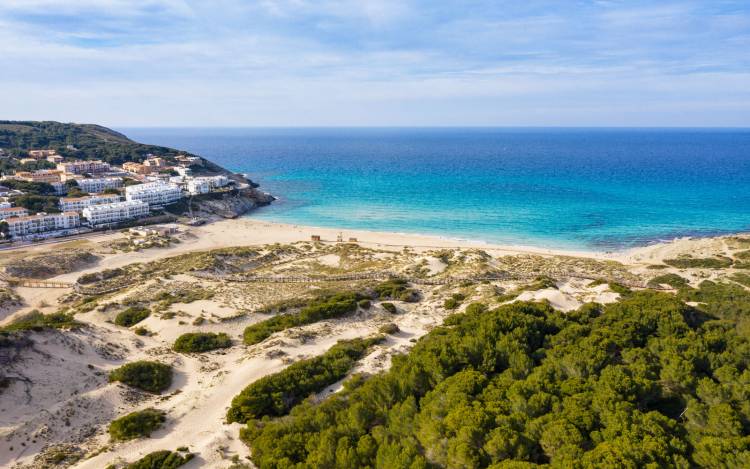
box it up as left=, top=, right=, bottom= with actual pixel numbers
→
left=358, top=299, right=371, bottom=309
left=373, top=279, right=418, bottom=302
left=133, top=327, right=149, bottom=336
left=608, top=282, right=632, bottom=295
left=109, top=408, right=166, bottom=441
left=243, top=292, right=360, bottom=345
left=587, top=278, right=608, bottom=287
left=109, top=361, right=172, bottom=393
left=647, top=273, right=689, bottom=289
left=125, top=450, right=193, bottom=469
left=381, top=302, right=397, bottom=314
left=443, top=298, right=460, bottom=310
left=664, top=256, right=733, bottom=269
left=730, top=273, right=750, bottom=288
left=227, top=337, right=382, bottom=423
left=519, top=275, right=557, bottom=292
left=173, top=332, right=231, bottom=353
left=115, top=306, right=150, bottom=327
left=0, top=311, right=79, bottom=332
left=378, top=323, right=400, bottom=334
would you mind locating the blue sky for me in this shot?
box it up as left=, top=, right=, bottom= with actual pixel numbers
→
left=1, top=0, right=748, bottom=126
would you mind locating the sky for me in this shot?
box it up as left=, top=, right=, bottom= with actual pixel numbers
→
left=0, top=0, right=749, bottom=127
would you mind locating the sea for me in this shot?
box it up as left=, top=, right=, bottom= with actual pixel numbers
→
left=122, top=128, right=750, bottom=251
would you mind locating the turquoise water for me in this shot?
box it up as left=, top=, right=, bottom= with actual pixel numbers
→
left=123, top=128, right=750, bottom=251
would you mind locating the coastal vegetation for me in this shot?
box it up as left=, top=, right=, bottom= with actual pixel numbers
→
left=380, top=302, right=397, bottom=314
left=0, top=121, right=192, bottom=164
left=647, top=273, right=689, bottom=289
left=373, top=278, right=419, bottom=302
left=243, top=292, right=362, bottom=345
left=227, top=337, right=383, bottom=423
left=114, top=306, right=150, bottom=327
left=239, top=291, right=750, bottom=468
left=4, top=250, right=99, bottom=279
left=443, top=293, right=466, bottom=310
left=173, top=332, right=231, bottom=352
left=664, top=256, right=734, bottom=269
left=109, top=408, right=166, bottom=441
left=122, top=450, right=194, bottom=469
left=108, top=361, right=172, bottom=394
left=0, top=311, right=79, bottom=333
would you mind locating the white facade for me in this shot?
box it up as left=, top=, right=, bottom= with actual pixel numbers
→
left=59, top=194, right=121, bottom=212
left=186, top=178, right=210, bottom=195
left=174, top=166, right=192, bottom=177
left=186, top=175, right=230, bottom=195
left=57, top=160, right=111, bottom=175
left=75, top=177, right=123, bottom=193
left=5, top=212, right=80, bottom=238
left=0, top=206, right=29, bottom=220
left=125, top=182, right=182, bottom=207
left=82, top=200, right=149, bottom=226
left=0, top=201, right=11, bottom=209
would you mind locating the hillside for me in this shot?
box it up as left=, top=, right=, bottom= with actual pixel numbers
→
left=0, top=121, right=194, bottom=165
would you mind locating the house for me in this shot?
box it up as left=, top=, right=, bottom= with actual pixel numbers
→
left=28, top=149, right=58, bottom=159
left=174, top=166, right=192, bottom=177
left=176, top=155, right=203, bottom=167
left=143, top=157, right=167, bottom=169
left=46, top=154, right=65, bottom=164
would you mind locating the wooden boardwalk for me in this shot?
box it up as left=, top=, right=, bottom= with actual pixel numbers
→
left=0, top=271, right=73, bottom=289
left=190, top=269, right=649, bottom=288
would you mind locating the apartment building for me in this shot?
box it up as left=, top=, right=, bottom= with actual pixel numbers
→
left=4, top=212, right=80, bottom=238
left=57, top=160, right=111, bottom=175
left=0, top=206, right=29, bottom=220
left=14, top=170, right=64, bottom=184
left=74, top=177, right=123, bottom=193
left=186, top=175, right=229, bottom=195
left=125, top=182, right=182, bottom=207
left=59, top=194, right=121, bottom=212
left=82, top=200, right=149, bottom=226
left=122, top=162, right=152, bottom=175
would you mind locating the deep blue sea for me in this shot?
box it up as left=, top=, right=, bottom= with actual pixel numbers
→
left=122, top=128, right=750, bottom=251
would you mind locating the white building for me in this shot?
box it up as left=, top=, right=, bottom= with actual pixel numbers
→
left=0, top=206, right=29, bottom=220
left=82, top=200, right=149, bottom=226
left=125, top=182, right=182, bottom=207
left=74, top=177, right=123, bottom=194
left=4, top=212, right=80, bottom=238
left=0, top=201, right=12, bottom=209
left=59, top=194, right=121, bottom=212
left=57, top=160, right=111, bottom=175
left=174, top=166, right=192, bottom=177
left=186, top=175, right=230, bottom=195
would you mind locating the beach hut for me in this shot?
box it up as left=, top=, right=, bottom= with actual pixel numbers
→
left=311, top=235, right=321, bottom=242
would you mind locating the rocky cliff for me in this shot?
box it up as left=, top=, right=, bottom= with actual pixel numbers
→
left=190, top=187, right=275, bottom=219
